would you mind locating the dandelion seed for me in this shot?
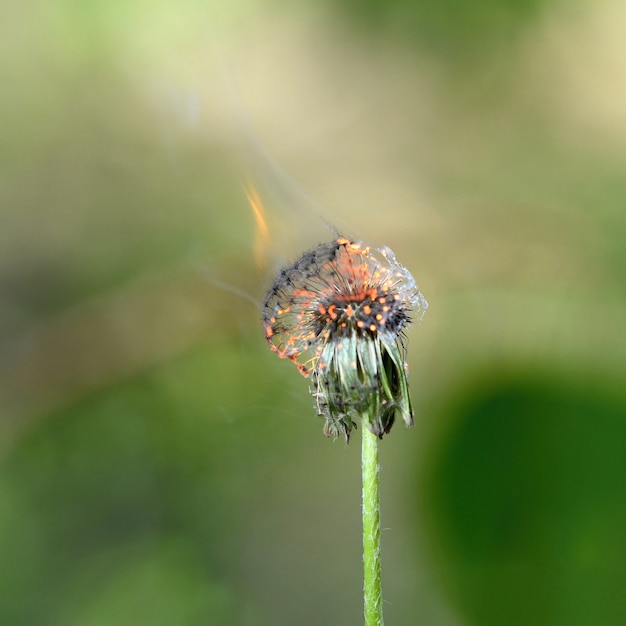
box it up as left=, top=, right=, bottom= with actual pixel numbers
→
left=262, top=236, right=428, bottom=442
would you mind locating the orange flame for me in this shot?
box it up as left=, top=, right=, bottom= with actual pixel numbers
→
left=245, top=181, right=270, bottom=268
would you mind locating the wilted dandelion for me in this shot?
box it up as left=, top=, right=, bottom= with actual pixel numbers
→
left=241, top=98, right=428, bottom=624
left=262, top=236, right=427, bottom=442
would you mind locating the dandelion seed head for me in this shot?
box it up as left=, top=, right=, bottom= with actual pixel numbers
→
left=262, top=237, right=427, bottom=441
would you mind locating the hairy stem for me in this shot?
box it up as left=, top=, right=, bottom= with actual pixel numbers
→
left=362, top=426, right=384, bottom=626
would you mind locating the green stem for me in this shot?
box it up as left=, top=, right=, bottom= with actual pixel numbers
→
left=362, top=425, right=384, bottom=626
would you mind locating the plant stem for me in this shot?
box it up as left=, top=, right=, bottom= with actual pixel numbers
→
left=362, top=426, right=384, bottom=626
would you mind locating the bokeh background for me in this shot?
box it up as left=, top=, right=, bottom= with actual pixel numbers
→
left=1, top=1, right=625, bottom=625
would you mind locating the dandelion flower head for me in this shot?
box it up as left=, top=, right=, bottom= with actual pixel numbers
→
left=262, top=237, right=427, bottom=441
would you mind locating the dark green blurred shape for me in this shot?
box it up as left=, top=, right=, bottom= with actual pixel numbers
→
left=421, top=372, right=626, bottom=626
left=333, top=0, right=548, bottom=59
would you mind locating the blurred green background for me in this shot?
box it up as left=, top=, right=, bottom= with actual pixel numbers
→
left=1, top=0, right=625, bottom=624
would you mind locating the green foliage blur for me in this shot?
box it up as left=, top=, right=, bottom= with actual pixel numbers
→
left=1, top=1, right=625, bottom=625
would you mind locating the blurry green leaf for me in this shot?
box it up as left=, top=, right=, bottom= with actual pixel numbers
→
left=421, top=372, right=626, bottom=626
